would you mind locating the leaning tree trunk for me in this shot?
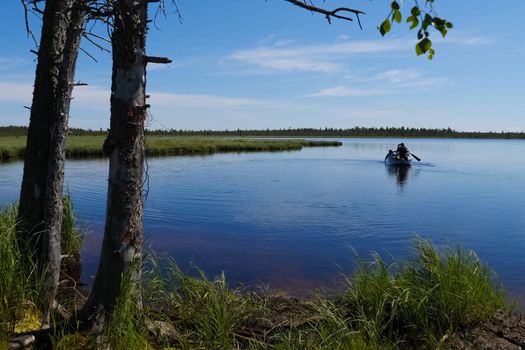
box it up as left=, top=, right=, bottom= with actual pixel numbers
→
left=17, top=0, right=85, bottom=325
left=81, top=0, right=148, bottom=317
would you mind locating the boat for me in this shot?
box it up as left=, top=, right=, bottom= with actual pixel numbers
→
left=384, top=151, right=412, bottom=165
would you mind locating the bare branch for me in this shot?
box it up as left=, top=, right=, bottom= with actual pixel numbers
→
left=19, top=0, right=38, bottom=46
left=79, top=47, right=98, bottom=62
left=82, top=32, right=111, bottom=53
left=144, top=55, right=172, bottom=64
left=284, top=0, right=365, bottom=28
left=83, top=31, right=111, bottom=44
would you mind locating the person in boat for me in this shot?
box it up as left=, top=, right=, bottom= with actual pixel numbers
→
left=396, top=143, right=410, bottom=161
left=385, top=149, right=394, bottom=162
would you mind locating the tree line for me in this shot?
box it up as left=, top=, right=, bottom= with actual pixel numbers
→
left=145, top=127, right=525, bottom=139
left=2, top=125, right=524, bottom=139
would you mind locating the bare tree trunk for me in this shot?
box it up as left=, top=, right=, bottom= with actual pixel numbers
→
left=17, top=0, right=85, bottom=324
left=81, top=0, right=148, bottom=316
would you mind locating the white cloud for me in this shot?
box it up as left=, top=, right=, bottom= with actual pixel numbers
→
left=437, top=33, right=494, bottom=46
left=150, top=92, right=263, bottom=109
left=274, top=39, right=295, bottom=47
left=309, top=85, right=390, bottom=97
left=367, top=69, right=449, bottom=88
left=309, top=66, right=449, bottom=97
left=0, top=82, right=33, bottom=103
left=375, top=69, right=421, bottom=84
left=230, top=39, right=407, bottom=73
left=0, top=81, right=268, bottom=111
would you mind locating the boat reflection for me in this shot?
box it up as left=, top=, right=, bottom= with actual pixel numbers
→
left=385, top=164, right=411, bottom=187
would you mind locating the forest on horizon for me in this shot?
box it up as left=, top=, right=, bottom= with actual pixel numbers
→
left=1, top=125, right=524, bottom=139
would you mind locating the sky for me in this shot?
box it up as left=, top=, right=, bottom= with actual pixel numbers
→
left=0, top=1, right=524, bottom=132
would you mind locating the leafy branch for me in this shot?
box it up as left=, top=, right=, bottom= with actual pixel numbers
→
left=380, top=0, right=453, bottom=60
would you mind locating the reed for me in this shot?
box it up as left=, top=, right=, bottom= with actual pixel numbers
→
left=340, top=238, right=506, bottom=348
left=0, top=136, right=342, bottom=161
left=140, top=239, right=506, bottom=349
left=60, top=195, right=84, bottom=256
left=0, top=206, right=40, bottom=339
left=0, top=197, right=85, bottom=340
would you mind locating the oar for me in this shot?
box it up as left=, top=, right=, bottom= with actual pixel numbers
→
left=410, top=153, right=421, bottom=161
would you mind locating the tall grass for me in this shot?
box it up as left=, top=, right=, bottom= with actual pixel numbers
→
left=103, top=265, right=150, bottom=349
left=341, top=239, right=506, bottom=348
left=0, top=197, right=84, bottom=341
left=137, top=240, right=506, bottom=349
left=0, top=136, right=342, bottom=161
left=144, top=260, right=267, bottom=349
left=0, top=206, right=40, bottom=340
left=60, top=195, right=83, bottom=256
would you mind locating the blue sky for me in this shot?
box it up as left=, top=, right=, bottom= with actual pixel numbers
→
left=0, top=1, right=524, bottom=131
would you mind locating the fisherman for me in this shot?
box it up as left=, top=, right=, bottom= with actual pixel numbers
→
left=385, top=149, right=394, bottom=162
left=396, top=143, right=409, bottom=161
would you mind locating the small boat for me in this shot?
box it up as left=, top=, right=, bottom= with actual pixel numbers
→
left=384, top=151, right=412, bottom=166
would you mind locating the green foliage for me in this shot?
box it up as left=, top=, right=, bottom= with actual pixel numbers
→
left=137, top=240, right=506, bottom=349
left=61, top=195, right=84, bottom=256
left=341, top=239, right=506, bottom=348
left=151, top=260, right=265, bottom=349
left=380, top=18, right=391, bottom=36
left=0, top=198, right=83, bottom=340
left=0, top=135, right=341, bottom=161
left=379, top=1, right=453, bottom=60
left=0, top=206, right=40, bottom=338
left=105, top=266, right=150, bottom=350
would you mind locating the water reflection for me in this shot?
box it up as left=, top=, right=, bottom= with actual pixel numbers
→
left=385, top=164, right=411, bottom=187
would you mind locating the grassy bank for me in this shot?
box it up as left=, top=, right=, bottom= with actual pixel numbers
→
left=1, top=198, right=509, bottom=349
left=0, top=197, right=83, bottom=342
left=132, top=241, right=506, bottom=349
left=0, top=136, right=342, bottom=161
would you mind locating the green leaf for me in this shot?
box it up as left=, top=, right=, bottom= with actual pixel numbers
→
left=407, top=15, right=419, bottom=30
left=391, top=1, right=400, bottom=11
left=380, top=19, right=391, bottom=36
left=422, top=14, right=433, bottom=29
left=410, top=6, right=421, bottom=17
left=416, top=38, right=432, bottom=56
left=393, top=10, right=402, bottom=23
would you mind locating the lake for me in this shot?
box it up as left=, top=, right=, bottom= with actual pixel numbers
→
left=1, top=138, right=524, bottom=303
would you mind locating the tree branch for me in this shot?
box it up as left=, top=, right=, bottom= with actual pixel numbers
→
left=144, top=55, right=172, bottom=64
left=284, top=0, right=365, bottom=28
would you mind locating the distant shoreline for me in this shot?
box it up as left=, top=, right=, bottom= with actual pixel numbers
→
left=2, top=125, right=524, bottom=139
left=0, top=136, right=342, bottom=162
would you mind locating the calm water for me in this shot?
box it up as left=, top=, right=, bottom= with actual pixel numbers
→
left=1, top=138, right=525, bottom=302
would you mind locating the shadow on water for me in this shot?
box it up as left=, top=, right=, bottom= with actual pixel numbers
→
left=385, top=164, right=411, bottom=187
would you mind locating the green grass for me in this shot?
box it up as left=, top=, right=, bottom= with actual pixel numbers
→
left=60, top=195, right=84, bottom=256
left=137, top=239, right=506, bottom=349
left=0, top=200, right=508, bottom=350
left=0, top=197, right=85, bottom=339
left=338, top=239, right=506, bottom=348
left=0, top=136, right=342, bottom=161
left=0, top=205, right=40, bottom=339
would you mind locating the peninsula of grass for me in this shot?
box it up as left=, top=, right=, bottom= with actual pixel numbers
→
left=0, top=136, right=342, bottom=162
left=2, top=199, right=517, bottom=349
